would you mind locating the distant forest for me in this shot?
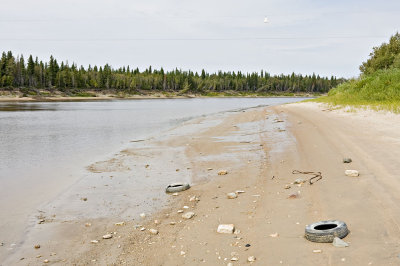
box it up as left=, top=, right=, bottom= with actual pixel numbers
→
left=0, top=51, right=344, bottom=95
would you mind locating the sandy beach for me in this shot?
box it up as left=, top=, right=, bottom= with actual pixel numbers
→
left=3, top=101, right=400, bottom=265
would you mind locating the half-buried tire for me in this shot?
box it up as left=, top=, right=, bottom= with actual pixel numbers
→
left=305, top=220, right=349, bottom=243
left=165, top=183, right=190, bottom=193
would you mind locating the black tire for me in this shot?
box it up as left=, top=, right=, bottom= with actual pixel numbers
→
left=165, top=183, right=190, bottom=193
left=305, top=220, right=349, bottom=243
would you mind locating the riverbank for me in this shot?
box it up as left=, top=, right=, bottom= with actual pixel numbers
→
left=0, top=89, right=318, bottom=102
left=3, top=101, right=400, bottom=265
left=313, top=68, right=400, bottom=113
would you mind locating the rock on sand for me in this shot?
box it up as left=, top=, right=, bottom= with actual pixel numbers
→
left=217, top=224, right=235, bottom=234
left=345, top=170, right=359, bottom=177
left=182, top=212, right=195, bottom=219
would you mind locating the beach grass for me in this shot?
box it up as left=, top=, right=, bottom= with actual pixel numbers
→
left=313, top=68, right=400, bottom=113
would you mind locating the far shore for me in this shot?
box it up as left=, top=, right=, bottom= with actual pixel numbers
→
left=0, top=89, right=318, bottom=102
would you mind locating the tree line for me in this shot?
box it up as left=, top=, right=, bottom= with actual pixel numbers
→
left=0, top=51, right=344, bottom=94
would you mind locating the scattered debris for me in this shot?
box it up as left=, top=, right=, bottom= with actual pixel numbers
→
left=293, top=178, right=306, bottom=185
left=154, top=220, right=160, bottom=224
left=91, top=240, right=99, bottom=244
left=305, top=220, right=349, bottom=243
left=102, top=234, right=113, bottom=239
left=170, top=222, right=176, bottom=225
left=38, top=219, right=45, bottom=224
left=145, top=164, right=150, bottom=168
left=231, top=257, right=238, bottom=261
left=343, top=158, right=352, bottom=163
left=245, top=244, right=251, bottom=247
left=218, top=170, right=228, bottom=175
left=180, top=251, right=186, bottom=256
left=247, top=256, right=256, bottom=262
left=313, top=249, right=322, bottom=253
left=345, top=170, right=359, bottom=177
left=284, top=184, right=291, bottom=189
left=227, top=192, right=238, bottom=199
left=140, top=213, right=146, bottom=219
left=235, top=190, right=245, bottom=194
left=182, top=212, right=195, bottom=219
left=189, top=196, right=200, bottom=202
left=207, top=168, right=213, bottom=171
left=130, top=139, right=145, bottom=143
left=80, top=197, right=88, bottom=201
left=115, top=222, right=125, bottom=226
left=217, top=224, right=235, bottom=234
left=269, top=232, right=279, bottom=238
left=333, top=237, right=349, bottom=247
left=149, top=229, right=159, bottom=235
left=177, top=210, right=184, bottom=213
left=288, top=193, right=299, bottom=199
left=292, top=170, right=322, bottom=185
left=43, top=259, right=50, bottom=263
left=166, top=183, right=191, bottom=193
left=34, top=244, right=40, bottom=249
left=172, top=193, right=179, bottom=196
left=85, top=223, right=92, bottom=227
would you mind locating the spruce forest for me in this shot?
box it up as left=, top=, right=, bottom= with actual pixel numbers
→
left=0, top=51, right=344, bottom=96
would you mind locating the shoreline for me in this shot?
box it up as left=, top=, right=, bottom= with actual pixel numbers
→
left=0, top=97, right=304, bottom=265
left=0, top=90, right=318, bottom=102
left=3, top=102, right=400, bottom=265
left=2, top=103, right=277, bottom=264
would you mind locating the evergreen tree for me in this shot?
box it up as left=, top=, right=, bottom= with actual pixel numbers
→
left=0, top=51, right=344, bottom=94
left=27, top=55, right=35, bottom=86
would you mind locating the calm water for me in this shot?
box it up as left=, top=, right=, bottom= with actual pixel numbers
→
left=0, top=98, right=305, bottom=182
left=0, top=97, right=305, bottom=250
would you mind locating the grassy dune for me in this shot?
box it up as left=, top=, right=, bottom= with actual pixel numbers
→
left=314, top=68, right=400, bottom=112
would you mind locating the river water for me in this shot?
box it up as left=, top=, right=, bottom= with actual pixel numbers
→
left=0, top=97, right=305, bottom=258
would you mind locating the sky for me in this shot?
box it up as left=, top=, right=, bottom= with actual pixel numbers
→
left=1, top=0, right=400, bottom=78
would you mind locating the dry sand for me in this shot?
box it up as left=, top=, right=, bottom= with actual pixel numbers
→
left=3, top=102, right=400, bottom=265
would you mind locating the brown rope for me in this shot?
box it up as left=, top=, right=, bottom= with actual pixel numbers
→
left=292, top=170, right=322, bottom=185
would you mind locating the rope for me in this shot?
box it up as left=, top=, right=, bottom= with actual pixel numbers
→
left=292, top=170, right=322, bottom=185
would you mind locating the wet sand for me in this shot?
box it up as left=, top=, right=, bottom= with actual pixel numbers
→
left=3, top=102, right=400, bottom=265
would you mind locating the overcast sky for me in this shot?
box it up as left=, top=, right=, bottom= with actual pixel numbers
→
left=1, top=0, right=400, bottom=78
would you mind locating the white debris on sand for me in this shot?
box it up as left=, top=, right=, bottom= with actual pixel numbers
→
left=345, top=170, right=359, bottom=177
left=217, top=224, right=235, bottom=234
